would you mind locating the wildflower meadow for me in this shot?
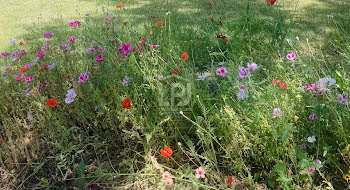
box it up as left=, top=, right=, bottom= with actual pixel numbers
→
left=0, top=0, right=349, bottom=189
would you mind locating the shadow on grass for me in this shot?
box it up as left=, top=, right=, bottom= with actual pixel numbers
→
left=1, top=0, right=349, bottom=189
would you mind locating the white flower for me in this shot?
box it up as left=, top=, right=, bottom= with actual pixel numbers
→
left=307, top=136, right=316, bottom=143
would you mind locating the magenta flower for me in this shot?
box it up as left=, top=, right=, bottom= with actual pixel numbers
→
left=216, top=67, right=227, bottom=76
left=25, top=76, right=34, bottom=82
left=105, top=17, right=111, bottom=24
left=98, top=46, right=105, bottom=52
left=118, top=44, right=131, bottom=56
left=309, top=114, right=317, bottom=120
left=37, top=51, right=45, bottom=58
left=38, top=83, right=43, bottom=89
left=78, top=72, right=90, bottom=84
left=337, top=93, right=348, bottom=104
left=308, top=168, right=315, bottom=173
left=286, top=52, right=296, bottom=61
left=68, top=36, right=77, bottom=43
left=43, top=33, right=53, bottom=39
left=0, top=52, right=8, bottom=58
left=238, top=66, right=250, bottom=79
left=69, top=20, right=81, bottom=27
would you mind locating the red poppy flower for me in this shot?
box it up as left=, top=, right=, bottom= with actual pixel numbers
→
left=156, top=21, right=164, bottom=26
left=116, top=2, right=124, bottom=8
left=117, top=58, right=122, bottom=62
left=181, top=52, right=189, bottom=60
left=40, top=65, right=48, bottom=71
left=19, top=42, right=24, bottom=46
left=224, top=39, right=228, bottom=43
left=267, top=0, right=276, bottom=5
left=160, top=146, right=173, bottom=158
left=280, top=82, right=287, bottom=88
left=219, top=20, right=223, bottom=27
left=272, top=79, right=280, bottom=84
left=47, top=99, right=57, bottom=107
left=150, top=16, right=157, bottom=19
left=122, top=97, right=131, bottom=109
left=172, top=68, right=180, bottom=75
left=15, top=76, right=22, bottom=81
left=25, top=37, right=29, bottom=41
left=228, top=177, right=233, bottom=184
left=33, top=90, right=39, bottom=94
left=208, top=3, right=213, bottom=6
left=141, top=38, right=146, bottom=46
left=210, top=17, right=214, bottom=22
left=0, top=138, right=4, bottom=143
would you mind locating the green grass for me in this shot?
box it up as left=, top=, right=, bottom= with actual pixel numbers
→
left=0, top=0, right=349, bottom=189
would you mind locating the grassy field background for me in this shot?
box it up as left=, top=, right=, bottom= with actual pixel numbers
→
left=0, top=0, right=349, bottom=189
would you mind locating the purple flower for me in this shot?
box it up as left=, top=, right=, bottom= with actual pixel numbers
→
left=122, top=77, right=131, bottom=85
left=238, top=66, right=250, bottom=79
left=216, top=67, right=227, bottom=77
left=315, top=159, right=322, bottom=165
left=309, top=114, right=317, bottom=120
left=43, top=33, right=53, bottom=39
left=87, top=47, right=96, bottom=53
left=98, top=46, right=105, bottom=52
left=118, top=43, right=131, bottom=56
left=78, top=72, right=90, bottom=84
left=25, top=88, right=31, bottom=95
left=337, top=93, right=348, bottom=104
left=247, top=62, right=258, bottom=71
left=48, top=63, right=56, bottom=69
left=273, top=108, right=282, bottom=118
left=59, top=44, right=70, bottom=51
left=197, top=73, right=208, bottom=80
left=237, top=91, right=246, bottom=100
left=41, top=41, right=50, bottom=51
left=65, top=89, right=77, bottom=104
left=32, top=57, right=40, bottom=64
left=9, top=38, right=18, bottom=44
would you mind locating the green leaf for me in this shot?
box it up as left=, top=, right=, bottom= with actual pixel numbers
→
left=278, top=123, right=294, bottom=141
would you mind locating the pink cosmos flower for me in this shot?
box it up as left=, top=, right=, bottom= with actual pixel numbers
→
left=118, top=44, right=131, bottom=56
left=308, top=168, right=315, bottom=173
left=69, top=20, right=81, bottom=27
left=25, top=76, right=34, bottom=82
left=43, top=33, right=53, bottom=39
left=162, top=171, right=171, bottom=180
left=68, top=36, right=77, bottom=43
left=286, top=52, right=296, bottom=61
left=164, top=178, right=173, bottom=186
left=37, top=51, right=45, bottom=58
left=195, top=167, right=206, bottom=179
left=337, top=93, right=348, bottom=104
left=1, top=52, right=8, bottom=58
left=309, top=114, right=317, bottom=120
left=78, top=72, right=90, bottom=84
left=238, top=66, right=250, bottom=79
left=150, top=45, right=159, bottom=50
left=216, top=67, right=227, bottom=76
left=273, top=108, right=282, bottom=118
left=105, top=17, right=111, bottom=24
left=247, top=62, right=258, bottom=71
